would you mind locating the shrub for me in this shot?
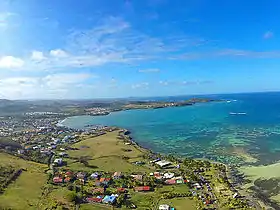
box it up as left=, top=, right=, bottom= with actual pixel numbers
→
left=66, top=192, right=77, bottom=202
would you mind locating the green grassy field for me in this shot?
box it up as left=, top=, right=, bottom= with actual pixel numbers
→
left=38, top=186, right=75, bottom=209
left=0, top=152, right=48, bottom=210
left=80, top=203, right=111, bottom=210
left=158, top=197, right=196, bottom=210
left=65, top=131, right=154, bottom=173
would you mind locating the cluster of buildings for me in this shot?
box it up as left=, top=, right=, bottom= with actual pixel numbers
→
left=51, top=162, right=204, bottom=209
left=85, top=107, right=110, bottom=116
left=0, top=115, right=114, bottom=166
left=24, top=112, right=68, bottom=116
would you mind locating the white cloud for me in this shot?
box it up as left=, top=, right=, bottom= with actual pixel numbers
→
left=0, top=16, right=205, bottom=71
left=132, top=82, right=149, bottom=89
left=0, top=56, right=24, bottom=68
left=43, top=73, right=92, bottom=88
left=138, top=68, right=160, bottom=73
left=31, top=51, right=46, bottom=61
left=0, top=73, right=95, bottom=99
left=50, top=49, right=68, bottom=57
left=0, top=77, right=39, bottom=86
left=264, top=31, right=274, bottom=39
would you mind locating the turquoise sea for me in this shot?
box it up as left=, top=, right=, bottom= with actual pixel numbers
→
left=62, top=92, right=280, bottom=166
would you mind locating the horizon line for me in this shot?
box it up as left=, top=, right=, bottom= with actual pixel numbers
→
left=1, top=90, right=279, bottom=101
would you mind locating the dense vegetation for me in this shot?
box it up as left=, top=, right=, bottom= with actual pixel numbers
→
left=0, top=165, right=17, bottom=193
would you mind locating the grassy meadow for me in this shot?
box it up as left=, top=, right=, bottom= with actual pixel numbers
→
left=0, top=152, right=48, bottom=210
left=65, top=131, right=154, bottom=173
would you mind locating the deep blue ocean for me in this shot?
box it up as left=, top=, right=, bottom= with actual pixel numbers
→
left=62, top=92, right=280, bottom=165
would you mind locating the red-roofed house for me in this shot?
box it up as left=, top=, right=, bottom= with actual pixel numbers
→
left=53, top=177, right=63, bottom=183
left=65, top=171, right=73, bottom=177
left=117, top=188, right=127, bottom=193
left=134, top=186, right=151, bottom=192
left=64, top=177, right=71, bottom=183
left=86, top=197, right=103, bottom=203
left=165, top=179, right=176, bottom=185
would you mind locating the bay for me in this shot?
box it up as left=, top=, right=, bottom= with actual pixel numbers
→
left=62, top=92, right=280, bottom=165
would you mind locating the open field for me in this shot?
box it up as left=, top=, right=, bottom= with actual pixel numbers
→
left=66, top=131, right=154, bottom=173
left=158, top=197, right=196, bottom=210
left=80, top=203, right=111, bottom=210
left=0, top=152, right=48, bottom=210
left=38, top=186, right=75, bottom=209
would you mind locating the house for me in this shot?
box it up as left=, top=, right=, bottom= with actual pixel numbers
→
left=193, top=183, right=202, bottom=189
left=64, top=177, right=71, bottom=183
left=155, top=160, right=172, bottom=168
left=53, top=158, right=63, bottom=166
left=159, top=204, right=170, bottom=210
left=86, top=197, right=103, bottom=203
left=117, top=188, right=127, bottom=193
left=17, top=149, right=25, bottom=155
left=33, top=146, right=39, bottom=150
left=134, top=161, right=145, bottom=165
left=100, top=178, right=111, bottom=185
left=53, top=176, right=63, bottom=183
left=77, top=172, right=86, bottom=179
left=113, top=172, right=122, bottom=179
left=176, top=179, right=184, bottom=184
left=58, top=152, right=67, bottom=157
left=165, top=179, right=176, bottom=185
left=65, top=171, right=73, bottom=177
left=134, top=186, right=151, bottom=192
left=150, top=158, right=161, bottom=163
left=131, top=174, right=143, bottom=181
left=163, top=172, right=174, bottom=179
left=153, top=172, right=163, bottom=180
left=102, top=195, right=117, bottom=204
left=90, top=172, right=100, bottom=179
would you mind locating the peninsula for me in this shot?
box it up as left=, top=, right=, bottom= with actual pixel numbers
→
left=84, top=98, right=222, bottom=116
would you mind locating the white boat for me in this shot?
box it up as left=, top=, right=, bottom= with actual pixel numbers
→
left=229, top=112, right=247, bottom=115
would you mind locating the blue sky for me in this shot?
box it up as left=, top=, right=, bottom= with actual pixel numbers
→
left=0, top=0, right=280, bottom=99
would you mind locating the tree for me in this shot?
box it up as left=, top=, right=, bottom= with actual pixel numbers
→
left=66, top=192, right=78, bottom=202
left=67, top=184, right=74, bottom=191
left=116, top=194, right=125, bottom=207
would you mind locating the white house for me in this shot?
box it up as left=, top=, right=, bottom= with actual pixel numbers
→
left=163, top=172, right=174, bottom=179
left=54, top=158, right=63, bottom=166
left=156, top=160, right=172, bottom=168
left=159, top=204, right=170, bottom=210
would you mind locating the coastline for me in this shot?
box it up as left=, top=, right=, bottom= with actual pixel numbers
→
left=83, top=97, right=224, bottom=117
left=122, top=129, right=273, bottom=209
left=58, top=109, right=277, bottom=209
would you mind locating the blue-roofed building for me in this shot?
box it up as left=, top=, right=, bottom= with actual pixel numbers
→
left=102, top=195, right=117, bottom=204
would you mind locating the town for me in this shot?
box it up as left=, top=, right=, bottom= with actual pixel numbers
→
left=0, top=113, right=254, bottom=210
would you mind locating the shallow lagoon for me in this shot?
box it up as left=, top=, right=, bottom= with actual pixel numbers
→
left=62, top=92, right=280, bottom=166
